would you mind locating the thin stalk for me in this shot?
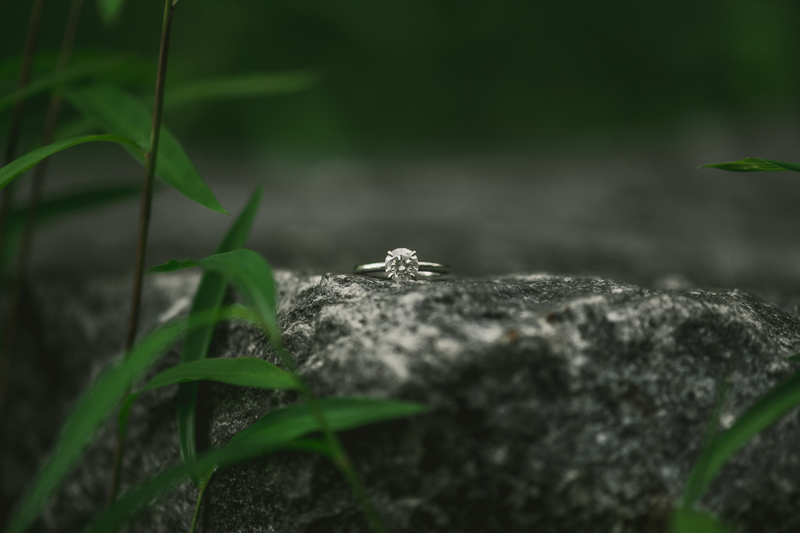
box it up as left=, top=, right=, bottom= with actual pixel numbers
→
left=0, top=0, right=46, bottom=426
left=189, top=484, right=206, bottom=533
left=0, top=0, right=86, bottom=432
left=107, top=0, right=178, bottom=505
left=271, top=341, right=387, bottom=533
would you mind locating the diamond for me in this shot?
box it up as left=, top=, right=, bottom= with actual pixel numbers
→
left=385, top=248, right=419, bottom=281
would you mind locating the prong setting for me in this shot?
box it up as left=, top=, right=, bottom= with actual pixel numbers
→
left=385, top=248, right=419, bottom=281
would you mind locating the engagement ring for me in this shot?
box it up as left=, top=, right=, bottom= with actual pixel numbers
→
left=354, top=248, right=450, bottom=281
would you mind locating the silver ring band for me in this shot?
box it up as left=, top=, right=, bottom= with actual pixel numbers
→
left=354, top=248, right=450, bottom=280
left=354, top=262, right=450, bottom=277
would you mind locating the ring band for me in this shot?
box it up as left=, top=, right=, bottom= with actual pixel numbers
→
left=354, top=248, right=450, bottom=280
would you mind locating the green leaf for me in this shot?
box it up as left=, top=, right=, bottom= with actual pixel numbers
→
left=701, top=157, right=800, bottom=173
left=176, top=186, right=263, bottom=485
left=64, top=83, right=226, bottom=214
left=0, top=135, right=143, bottom=191
left=141, top=357, right=300, bottom=392
left=788, top=353, right=800, bottom=364
left=228, top=397, right=427, bottom=451
left=117, top=393, right=141, bottom=443
left=3, top=185, right=143, bottom=267
left=681, top=379, right=730, bottom=507
left=96, top=0, right=126, bottom=24
left=164, top=71, right=318, bottom=108
left=152, top=249, right=278, bottom=338
left=0, top=57, right=126, bottom=113
left=670, top=508, right=729, bottom=533
left=5, top=320, right=188, bottom=533
left=7, top=185, right=142, bottom=230
left=84, top=398, right=426, bottom=533
left=149, top=259, right=199, bottom=273
left=83, top=438, right=329, bottom=533
left=217, top=303, right=262, bottom=326
left=684, top=369, right=800, bottom=504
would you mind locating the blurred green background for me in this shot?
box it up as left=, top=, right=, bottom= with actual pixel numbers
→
left=2, top=0, right=800, bottom=156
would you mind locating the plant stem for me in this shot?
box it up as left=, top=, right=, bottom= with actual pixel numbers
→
left=107, top=0, right=178, bottom=505
left=272, top=341, right=388, bottom=533
left=189, top=484, right=206, bottom=533
left=0, top=0, right=85, bottom=434
left=0, top=0, right=46, bottom=428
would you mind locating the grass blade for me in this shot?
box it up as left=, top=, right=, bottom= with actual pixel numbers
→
left=176, top=185, right=263, bottom=485
left=0, top=57, right=126, bottom=112
left=64, top=83, right=226, bottom=214
left=150, top=258, right=198, bottom=272
left=96, top=0, right=126, bottom=24
left=227, top=397, right=427, bottom=451
left=83, top=438, right=329, bottom=533
left=151, top=250, right=390, bottom=532
left=151, top=249, right=278, bottom=337
left=163, top=71, right=318, bottom=108
left=683, top=369, right=800, bottom=502
left=141, top=357, right=300, bottom=392
left=2, top=185, right=143, bottom=267
left=0, top=134, right=143, bottom=190
left=8, top=184, right=142, bottom=229
left=670, top=508, right=729, bottom=533
left=701, top=157, right=800, bottom=172
left=681, top=379, right=729, bottom=507
left=83, top=398, right=426, bottom=533
left=5, top=320, right=188, bottom=533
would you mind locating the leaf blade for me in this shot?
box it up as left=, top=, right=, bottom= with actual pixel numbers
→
left=227, top=397, right=428, bottom=452
left=670, top=508, right=729, bottom=533
left=163, top=71, right=318, bottom=108
left=64, top=83, right=226, bottom=214
left=0, top=57, right=126, bottom=112
left=701, top=157, right=800, bottom=172
left=83, top=398, right=426, bottom=533
left=686, top=369, right=800, bottom=503
left=152, top=249, right=278, bottom=337
left=149, top=259, right=199, bottom=273
left=5, top=321, right=188, bottom=533
left=0, top=134, right=143, bottom=191
left=141, top=357, right=300, bottom=392
left=7, top=185, right=142, bottom=230
left=176, top=186, right=263, bottom=484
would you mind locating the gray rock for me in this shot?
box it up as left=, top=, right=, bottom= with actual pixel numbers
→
left=5, top=271, right=800, bottom=533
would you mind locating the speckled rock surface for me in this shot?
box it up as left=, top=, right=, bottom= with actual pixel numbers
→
left=4, top=271, right=800, bottom=533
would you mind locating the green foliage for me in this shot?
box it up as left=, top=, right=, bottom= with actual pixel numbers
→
left=681, top=379, right=730, bottom=508
left=7, top=185, right=142, bottom=230
left=175, top=185, right=263, bottom=486
left=670, top=508, right=729, bottom=533
left=64, top=83, right=227, bottom=214
left=84, top=398, right=426, bottom=533
left=164, top=71, right=318, bottom=108
left=141, top=357, right=301, bottom=393
left=148, top=258, right=198, bottom=273
left=0, top=57, right=126, bottom=112
left=2, top=185, right=143, bottom=267
left=5, top=319, right=190, bottom=533
left=228, top=397, right=427, bottom=451
left=702, top=158, right=800, bottom=173
left=0, top=134, right=143, bottom=190
left=95, top=0, right=127, bottom=25
left=152, top=249, right=278, bottom=337
left=682, top=368, right=800, bottom=505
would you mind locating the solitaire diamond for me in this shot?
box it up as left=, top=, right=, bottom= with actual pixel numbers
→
left=385, top=248, right=419, bottom=281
